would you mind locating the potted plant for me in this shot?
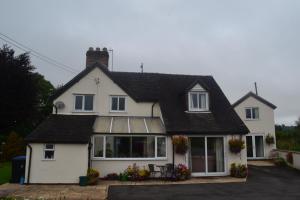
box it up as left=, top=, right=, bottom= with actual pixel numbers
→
left=172, top=135, right=188, bottom=154
left=87, top=168, right=100, bottom=185
left=265, top=134, right=275, bottom=145
left=229, top=138, right=245, bottom=154
left=230, top=163, right=248, bottom=178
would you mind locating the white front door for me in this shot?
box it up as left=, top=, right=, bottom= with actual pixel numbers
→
left=246, top=135, right=265, bottom=159
left=189, top=136, right=226, bottom=176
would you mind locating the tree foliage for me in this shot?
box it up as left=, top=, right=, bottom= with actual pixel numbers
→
left=1, top=131, right=25, bottom=161
left=0, top=45, right=54, bottom=140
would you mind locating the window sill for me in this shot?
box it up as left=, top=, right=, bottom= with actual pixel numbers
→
left=42, top=159, right=55, bottom=161
left=185, top=110, right=211, bottom=113
left=91, top=157, right=168, bottom=161
left=72, top=111, right=96, bottom=113
left=245, top=119, right=259, bottom=121
left=109, top=111, right=127, bottom=113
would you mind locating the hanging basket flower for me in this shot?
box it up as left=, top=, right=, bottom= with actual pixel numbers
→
left=265, top=134, right=275, bottom=145
left=172, top=135, right=188, bottom=154
left=229, top=138, right=245, bottom=154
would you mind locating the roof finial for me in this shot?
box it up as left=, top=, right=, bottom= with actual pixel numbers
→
left=254, top=82, right=258, bottom=95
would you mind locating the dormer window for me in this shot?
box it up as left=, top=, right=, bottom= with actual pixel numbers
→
left=188, top=83, right=209, bottom=112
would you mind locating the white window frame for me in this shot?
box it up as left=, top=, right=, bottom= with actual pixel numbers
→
left=93, top=136, right=105, bottom=158
left=188, top=91, right=209, bottom=112
left=92, top=135, right=167, bottom=160
left=43, top=144, right=55, bottom=160
left=245, top=107, right=259, bottom=120
left=73, top=94, right=94, bottom=112
left=110, top=96, right=126, bottom=112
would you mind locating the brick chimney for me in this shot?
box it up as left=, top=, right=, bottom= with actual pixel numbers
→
left=86, top=47, right=109, bottom=68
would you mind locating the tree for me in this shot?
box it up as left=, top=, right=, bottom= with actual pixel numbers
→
left=1, top=132, right=25, bottom=161
left=0, top=45, right=54, bottom=139
left=296, top=117, right=300, bottom=129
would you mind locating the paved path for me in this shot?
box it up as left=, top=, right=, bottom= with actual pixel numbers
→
left=108, top=165, right=300, bottom=200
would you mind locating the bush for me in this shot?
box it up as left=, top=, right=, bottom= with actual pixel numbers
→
left=229, top=138, right=245, bottom=154
left=123, top=163, right=150, bottom=181
left=103, top=173, right=119, bottom=180
left=172, top=135, right=188, bottom=154
left=286, top=152, right=293, bottom=164
left=87, top=168, right=99, bottom=185
left=273, top=157, right=287, bottom=167
left=230, top=163, right=248, bottom=178
left=173, top=164, right=191, bottom=181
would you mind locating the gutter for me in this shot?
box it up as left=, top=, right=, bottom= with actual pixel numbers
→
left=26, top=144, right=32, bottom=184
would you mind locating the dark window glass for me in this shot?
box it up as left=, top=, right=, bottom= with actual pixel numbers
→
left=45, top=144, right=54, bottom=149
left=157, top=137, right=166, bottom=157
left=44, top=150, right=54, bottom=159
left=252, top=108, right=259, bottom=119
left=118, top=97, right=125, bottom=111
left=111, top=97, right=118, bottom=111
left=132, top=137, right=155, bottom=158
left=246, top=108, right=252, bottom=119
left=75, top=96, right=83, bottom=110
left=191, top=93, right=198, bottom=108
left=94, top=136, right=103, bottom=157
left=84, top=95, right=94, bottom=111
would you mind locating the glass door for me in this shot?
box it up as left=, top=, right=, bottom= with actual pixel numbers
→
left=190, top=137, right=205, bottom=173
left=246, top=135, right=264, bottom=159
left=190, top=137, right=225, bottom=175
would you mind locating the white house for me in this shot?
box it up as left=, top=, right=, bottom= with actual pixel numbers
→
left=24, top=47, right=250, bottom=184
left=233, top=92, right=277, bottom=159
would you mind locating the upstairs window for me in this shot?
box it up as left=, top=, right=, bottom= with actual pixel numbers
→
left=111, top=96, right=126, bottom=112
left=189, top=92, right=209, bottom=111
left=43, top=144, right=55, bottom=160
left=74, top=94, right=94, bottom=111
left=245, top=107, right=259, bottom=119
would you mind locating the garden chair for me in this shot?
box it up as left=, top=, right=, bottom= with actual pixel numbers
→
left=165, top=163, right=174, bottom=179
left=148, top=164, right=160, bottom=178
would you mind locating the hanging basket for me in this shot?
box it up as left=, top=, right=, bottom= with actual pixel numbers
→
left=229, top=138, right=245, bottom=154
left=172, top=135, right=188, bottom=154
left=265, top=134, right=275, bottom=145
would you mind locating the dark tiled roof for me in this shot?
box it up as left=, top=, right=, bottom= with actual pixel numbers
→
left=45, top=63, right=249, bottom=139
left=25, top=115, right=96, bottom=143
left=232, top=91, right=277, bottom=109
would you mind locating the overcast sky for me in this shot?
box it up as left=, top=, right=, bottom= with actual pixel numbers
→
left=1, top=0, right=299, bottom=125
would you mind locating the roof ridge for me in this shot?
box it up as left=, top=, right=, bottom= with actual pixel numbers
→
left=110, top=70, right=213, bottom=78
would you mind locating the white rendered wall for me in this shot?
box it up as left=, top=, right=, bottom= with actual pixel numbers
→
left=234, top=96, right=276, bottom=158
left=25, top=144, right=89, bottom=184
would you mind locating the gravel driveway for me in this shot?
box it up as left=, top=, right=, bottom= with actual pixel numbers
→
left=108, top=165, right=300, bottom=200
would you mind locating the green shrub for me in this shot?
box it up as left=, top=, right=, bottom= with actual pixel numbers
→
left=230, top=163, right=247, bottom=178
left=273, top=157, right=287, bottom=167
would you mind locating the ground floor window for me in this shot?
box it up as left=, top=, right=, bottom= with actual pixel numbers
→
left=93, top=135, right=167, bottom=159
left=190, top=137, right=224, bottom=174
left=43, top=144, right=55, bottom=160
left=246, top=135, right=264, bottom=158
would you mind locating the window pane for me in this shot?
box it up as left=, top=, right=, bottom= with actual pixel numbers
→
left=157, top=137, right=166, bottom=157
left=94, top=136, right=103, bottom=157
left=84, top=95, right=94, bottom=111
left=118, top=97, right=125, bottom=111
left=111, top=97, right=118, bottom=111
left=207, top=137, right=224, bottom=172
left=75, top=96, right=83, bottom=110
left=191, top=93, right=198, bottom=108
left=199, top=94, right=206, bottom=109
left=45, top=144, right=54, bottom=149
left=132, top=137, right=155, bottom=158
left=190, top=137, right=205, bottom=172
left=253, top=108, right=259, bottom=119
left=44, top=150, right=54, bottom=159
left=245, top=108, right=252, bottom=119
left=106, top=136, right=130, bottom=158
left=255, top=136, right=264, bottom=157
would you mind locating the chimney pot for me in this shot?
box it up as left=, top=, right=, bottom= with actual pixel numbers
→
left=103, top=47, right=108, bottom=51
left=96, top=47, right=101, bottom=51
left=88, top=47, right=94, bottom=51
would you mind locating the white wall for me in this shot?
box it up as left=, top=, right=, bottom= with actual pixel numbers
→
left=25, top=144, right=89, bottom=184
left=276, top=150, right=300, bottom=170
left=53, top=67, right=162, bottom=118
left=234, top=96, right=276, bottom=158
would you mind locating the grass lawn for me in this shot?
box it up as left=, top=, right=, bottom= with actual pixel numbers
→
left=0, top=162, right=11, bottom=184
